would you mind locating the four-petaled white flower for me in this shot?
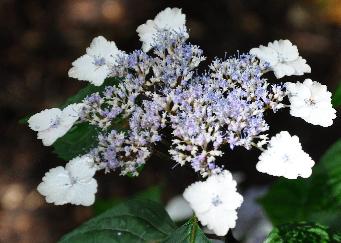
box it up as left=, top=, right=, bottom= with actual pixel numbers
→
left=136, top=7, right=187, bottom=52
left=37, top=154, right=98, bottom=206
left=183, top=170, right=243, bottom=236
left=28, top=103, right=83, bottom=146
left=256, top=131, right=315, bottom=179
left=250, top=39, right=311, bottom=79
left=286, top=79, right=336, bottom=127
left=68, top=36, right=124, bottom=86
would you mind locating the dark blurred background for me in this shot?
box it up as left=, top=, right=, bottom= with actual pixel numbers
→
left=0, top=0, right=340, bottom=242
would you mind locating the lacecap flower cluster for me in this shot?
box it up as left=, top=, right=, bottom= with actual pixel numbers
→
left=28, top=7, right=336, bottom=236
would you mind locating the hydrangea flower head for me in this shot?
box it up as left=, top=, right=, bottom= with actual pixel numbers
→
left=286, top=79, right=336, bottom=127
left=68, top=36, right=125, bottom=86
left=136, top=7, right=187, bottom=52
left=250, top=39, right=311, bottom=78
left=256, top=131, right=315, bottom=179
left=27, top=9, right=337, bottom=237
left=28, top=103, right=83, bottom=146
left=183, top=170, right=243, bottom=236
left=37, top=154, right=98, bottom=206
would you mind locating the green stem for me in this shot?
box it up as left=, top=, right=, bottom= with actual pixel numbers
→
left=190, top=216, right=198, bottom=243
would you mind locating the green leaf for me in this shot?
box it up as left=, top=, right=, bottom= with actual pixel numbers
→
left=53, top=123, right=99, bottom=161
left=264, top=222, right=341, bottom=243
left=59, top=199, right=176, bottom=243
left=19, top=116, right=30, bottom=124
left=93, top=185, right=163, bottom=215
left=133, top=185, right=162, bottom=202
left=92, top=198, right=122, bottom=216
left=332, top=81, right=341, bottom=107
left=61, top=77, right=121, bottom=108
left=163, top=217, right=211, bottom=243
left=260, top=140, right=341, bottom=230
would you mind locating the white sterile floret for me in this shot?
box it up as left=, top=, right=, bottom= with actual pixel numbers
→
left=68, top=36, right=124, bottom=86
left=250, top=39, right=311, bottom=78
left=37, top=154, right=98, bottom=206
left=28, top=103, right=83, bottom=146
left=256, top=131, right=315, bottom=179
left=165, top=195, right=193, bottom=222
left=183, top=170, right=243, bottom=236
left=286, top=79, right=336, bottom=127
left=136, top=7, right=187, bottom=52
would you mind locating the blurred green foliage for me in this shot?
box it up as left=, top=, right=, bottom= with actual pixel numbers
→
left=264, top=222, right=341, bottom=243
left=332, top=81, right=341, bottom=107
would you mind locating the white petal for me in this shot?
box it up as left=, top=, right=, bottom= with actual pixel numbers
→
left=272, top=63, right=295, bottom=79
left=302, top=106, right=336, bottom=127
left=288, top=57, right=311, bottom=75
left=66, top=155, right=97, bottom=181
left=69, top=54, right=94, bottom=79
left=61, top=103, right=84, bottom=125
left=68, top=54, right=109, bottom=86
left=37, top=166, right=71, bottom=205
left=28, top=108, right=62, bottom=132
left=250, top=45, right=278, bottom=67
left=136, top=20, right=157, bottom=52
left=306, top=79, right=332, bottom=102
left=66, top=179, right=97, bottom=206
left=286, top=81, right=311, bottom=99
left=198, top=208, right=238, bottom=236
left=154, top=7, right=186, bottom=30
left=268, top=39, right=299, bottom=62
left=208, top=172, right=242, bottom=209
left=37, top=125, right=69, bottom=146
left=183, top=181, right=213, bottom=214
left=86, top=36, right=123, bottom=64
left=136, top=7, right=187, bottom=52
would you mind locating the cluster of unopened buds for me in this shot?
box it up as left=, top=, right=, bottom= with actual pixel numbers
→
left=28, top=7, right=336, bottom=236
